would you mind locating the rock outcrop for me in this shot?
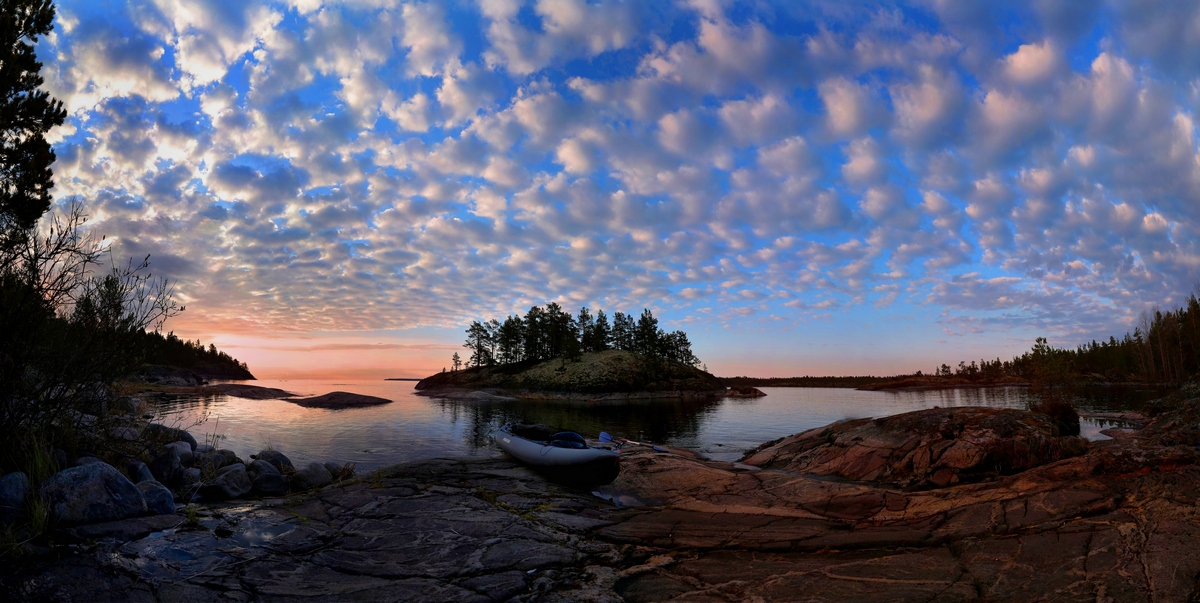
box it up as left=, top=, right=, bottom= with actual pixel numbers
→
left=741, top=406, right=1080, bottom=488
left=287, top=391, right=393, bottom=409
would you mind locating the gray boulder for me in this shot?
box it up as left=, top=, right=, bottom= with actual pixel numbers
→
left=137, top=480, right=176, bottom=515
left=108, top=427, right=140, bottom=441
left=215, top=449, right=242, bottom=467
left=247, top=459, right=278, bottom=479
left=252, top=450, right=294, bottom=473
left=148, top=448, right=182, bottom=485
left=323, top=462, right=344, bottom=479
left=290, top=462, right=333, bottom=491
left=0, top=472, right=29, bottom=524
left=252, top=472, right=288, bottom=497
left=37, top=463, right=146, bottom=526
left=141, top=424, right=198, bottom=451
left=194, top=451, right=226, bottom=472
left=217, top=462, right=246, bottom=477
left=199, top=464, right=252, bottom=501
left=74, top=456, right=104, bottom=467
left=126, top=461, right=155, bottom=484
left=109, top=396, right=144, bottom=416
left=194, top=443, right=215, bottom=454
left=165, top=441, right=193, bottom=467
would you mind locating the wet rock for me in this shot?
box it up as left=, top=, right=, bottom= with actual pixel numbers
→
left=324, top=462, right=345, bottom=479
left=141, top=424, right=197, bottom=452
left=0, top=471, right=29, bottom=524
left=193, top=451, right=225, bottom=472
left=252, top=472, right=288, bottom=497
left=148, top=448, right=182, bottom=485
left=66, top=514, right=182, bottom=542
left=291, top=462, right=333, bottom=491
left=742, top=407, right=1075, bottom=488
left=73, top=455, right=104, bottom=467
left=136, top=481, right=175, bottom=515
left=164, top=441, right=192, bottom=467
left=125, top=461, right=154, bottom=484
left=37, top=463, right=146, bottom=526
left=200, top=464, right=251, bottom=501
left=253, top=450, right=294, bottom=473
left=193, top=443, right=215, bottom=454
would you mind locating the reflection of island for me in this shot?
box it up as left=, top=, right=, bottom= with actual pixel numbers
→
left=426, top=394, right=732, bottom=452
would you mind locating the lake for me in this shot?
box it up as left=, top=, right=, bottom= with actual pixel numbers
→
left=148, top=380, right=1166, bottom=471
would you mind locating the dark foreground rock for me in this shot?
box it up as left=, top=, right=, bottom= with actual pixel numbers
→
left=0, top=472, right=29, bottom=523
left=287, top=391, right=393, bottom=408
left=37, top=463, right=146, bottom=526
left=8, top=401, right=1200, bottom=602
left=205, top=383, right=295, bottom=399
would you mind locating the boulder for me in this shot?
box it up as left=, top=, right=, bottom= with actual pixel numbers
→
left=148, top=448, right=182, bottom=485
left=181, top=468, right=202, bottom=492
left=217, top=462, right=246, bottom=477
left=247, top=459, right=279, bottom=480
left=252, top=472, right=288, bottom=497
left=194, top=444, right=215, bottom=454
left=741, top=407, right=1075, bottom=489
left=215, top=449, right=242, bottom=467
left=141, top=424, right=198, bottom=452
left=108, top=396, right=145, bottom=416
left=37, top=463, right=146, bottom=526
left=0, top=472, right=29, bottom=524
left=199, top=464, right=252, bottom=501
left=165, top=441, right=193, bottom=467
left=137, top=481, right=175, bottom=515
left=194, top=451, right=226, bottom=472
left=73, top=456, right=104, bottom=467
left=290, top=462, right=332, bottom=491
left=108, top=427, right=140, bottom=441
left=126, top=461, right=155, bottom=484
left=324, top=462, right=344, bottom=479
left=252, top=450, right=294, bottom=473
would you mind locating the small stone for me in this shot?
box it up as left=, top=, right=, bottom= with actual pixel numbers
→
left=137, top=480, right=176, bottom=515
left=0, top=472, right=30, bottom=524
left=253, top=450, right=294, bottom=473
left=290, top=462, right=333, bottom=491
left=37, top=463, right=146, bottom=526
left=126, top=461, right=155, bottom=484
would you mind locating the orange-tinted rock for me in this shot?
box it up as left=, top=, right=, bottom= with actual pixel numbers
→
left=741, top=407, right=1076, bottom=488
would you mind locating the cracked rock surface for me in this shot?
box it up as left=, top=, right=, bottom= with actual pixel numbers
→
left=6, top=403, right=1200, bottom=601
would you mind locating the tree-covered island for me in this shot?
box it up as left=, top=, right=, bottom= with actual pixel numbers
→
left=415, top=303, right=725, bottom=398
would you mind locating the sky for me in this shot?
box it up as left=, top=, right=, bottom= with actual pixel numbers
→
left=36, top=0, right=1200, bottom=379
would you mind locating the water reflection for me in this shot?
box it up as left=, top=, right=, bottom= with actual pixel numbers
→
left=146, top=380, right=1171, bottom=471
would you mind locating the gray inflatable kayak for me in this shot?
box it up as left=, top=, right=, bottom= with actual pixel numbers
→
left=494, top=424, right=620, bottom=484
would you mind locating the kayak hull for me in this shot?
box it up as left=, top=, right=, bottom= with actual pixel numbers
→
left=495, top=426, right=621, bottom=485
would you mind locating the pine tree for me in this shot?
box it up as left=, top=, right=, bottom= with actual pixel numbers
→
left=0, top=0, right=66, bottom=245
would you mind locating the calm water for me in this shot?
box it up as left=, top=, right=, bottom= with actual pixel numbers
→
left=147, top=381, right=1166, bottom=470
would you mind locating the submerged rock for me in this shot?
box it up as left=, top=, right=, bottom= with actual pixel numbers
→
left=0, top=472, right=29, bottom=524
left=37, top=463, right=145, bottom=526
left=741, top=407, right=1079, bottom=488
left=137, top=481, right=175, bottom=515
left=291, top=462, right=333, bottom=490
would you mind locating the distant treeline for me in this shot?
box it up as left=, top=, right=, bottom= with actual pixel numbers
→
left=461, top=303, right=698, bottom=368
left=720, top=375, right=893, bottom=388
left=724, top=295, right=1200, bottom=388
left=139, top=331, right=250, bottom=373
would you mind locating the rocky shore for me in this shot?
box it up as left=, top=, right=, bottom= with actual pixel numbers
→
left=6, top=393, right=1200, bottom=601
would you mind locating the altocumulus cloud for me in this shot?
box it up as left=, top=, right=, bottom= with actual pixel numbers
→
left=36, top=0, right=1200, bottom=367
